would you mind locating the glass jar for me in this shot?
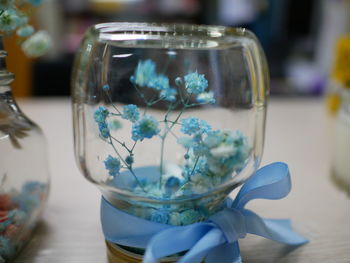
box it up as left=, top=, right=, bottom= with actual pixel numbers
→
left=0, top=39, right=49, bottom=262
left=332, top=88, right=350, bottom=193
left=72, top=23, right=268, bottom=261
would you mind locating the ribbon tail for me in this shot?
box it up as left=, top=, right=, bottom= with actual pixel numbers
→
left=233, top=162, right=291, bottom=209
left=142, top=223, right=215, bottom=263
left=243, top=210, right=309, bottom=245
left=178, top=228, right=226, bottom=263
left=205, top=242, right=242, bottom=263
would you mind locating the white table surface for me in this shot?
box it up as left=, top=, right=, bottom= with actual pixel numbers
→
left=12, top=97, right=350, bottom=263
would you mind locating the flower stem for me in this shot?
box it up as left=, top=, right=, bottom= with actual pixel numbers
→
left=104, top=90, right=122, bottom=115
left=110, top=136, right=134, bottom=154
left=108, top=137, right=146, bottom=192
left=159, top=136, right=166, bottom=188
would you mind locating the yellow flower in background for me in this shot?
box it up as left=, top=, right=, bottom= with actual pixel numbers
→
left=332, top=36, right=350, bottom=88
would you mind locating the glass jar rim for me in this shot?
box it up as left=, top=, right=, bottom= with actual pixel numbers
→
left=88, top=22, right=257, bottom=50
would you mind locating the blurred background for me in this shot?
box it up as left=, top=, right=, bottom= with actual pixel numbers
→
left=4, top=0, right=350, bottom=98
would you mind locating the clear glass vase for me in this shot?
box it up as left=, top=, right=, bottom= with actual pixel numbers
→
left=332, top=88, right=350, bottom=194
left=72, top=23, right=269, bottom=262
left=0, top=37, right=49, bottom=262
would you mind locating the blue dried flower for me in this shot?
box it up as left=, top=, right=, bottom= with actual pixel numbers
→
left=183, top=155, right=208, bottom=178
left=150, top=210, right=169, bottom=224
left=0, top=9, right=20, bottom=32
left=22, top=181, right=44, bottom=194
left=12, top=193, right=40, bottom=213
left=94, top=106, right=109, bottom=123
left=8, top=209, right=27, bottom=225
left=98, top=122, right=110, bottom=138
left=108, top=119, right=122, bottom=130
left=26, top=0, right=44, bottom=5
left=121, top=104, right=140, bottom=123
left=168, top=212, right=181, bottom=226
left=16, top=25, right=34, bottom=37
left=104, top=155, right=121, bottom=176
left=203, top=130, right=250, bottom=176
left=159, top=87, right=177, bottom=102
left=21, top=30, right=51, bottom=57
left=180, top=117, right=211, bottom=136
left=184, top=72, right=208, bottom=94
left=180, top=209, right=201, bottom=225
left=0, top=220, right=11, bottom=232
left=177, top=137, right=195, bottom=149
left=131, top=115, right=160, bottom=141
left=130, top=59, right=157, bottom=87
left=0, top=236, right=15, bottom=259
left=102, top=84, right=110, bottom=91
left=196, top=91, right=215, bottom=104
left=149, top=74, right=170, bottom=91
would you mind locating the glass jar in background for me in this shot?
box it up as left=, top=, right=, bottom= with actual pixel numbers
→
left=0, top=39, right=50, bottom=262
left=72, top=23, right=269, bottom=262
left=332, top=88, right=350, bottom=193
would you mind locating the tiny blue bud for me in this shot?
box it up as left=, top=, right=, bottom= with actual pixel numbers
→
left=103, top=84, right=110, bottom=91
left=165, top=176, right=180, bottom=190
left=125, top=155, right=134, bottom=165
left=175, top=77, right=182, bottom=86
left=184, top=153, right=190, bottom=159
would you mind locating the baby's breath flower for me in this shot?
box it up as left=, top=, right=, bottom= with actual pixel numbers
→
left=179, top=209, right=201, bottom=225
left=168, top=212, right=181, bottom=225
left=131, top=115, right=160, bottom=141
left=8, top=209, right=26, bottom=225
left=121, top=104, right=140, bottom=123
left=94, top=106, right=109, bottom=123
left=0, top=9, right=20, bottom=32
left=149, top=74, right=170, bottom=91
left=0, top=236, right=15, bottom=259
left=180, top=117, right=211, bottom=136
left=184, top=72, right=208, bottom=94
left=16, top=25, right=34, bottom=37
left=104, top=155, right=121, bottom=176
left=203, top=130, right=250, bottom=176
left=177, top=136, right=195, bottom=148
left=98, top=122, right=110, bottom=138
left=21, top=30, right=51, bottom=57
left=159, top=87, right=177, bottom=102
left=196, top=91, right=215, bottom=104
left=130, top=59, right=157, bottom=87
left=150, top=210, right=169, bottom=224
left=108, top=119, right=122, bottom=131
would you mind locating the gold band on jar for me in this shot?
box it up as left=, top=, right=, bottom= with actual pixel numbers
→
left=106, top=241, right=178, bottom=263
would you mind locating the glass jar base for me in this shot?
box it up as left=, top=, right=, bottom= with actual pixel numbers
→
left=106, top=241, right=178, bottom=263
left=331, top=167, right=350, bottom=196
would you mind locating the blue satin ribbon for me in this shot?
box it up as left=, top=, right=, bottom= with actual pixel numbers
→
left=101, top=162, right=308, bottom=263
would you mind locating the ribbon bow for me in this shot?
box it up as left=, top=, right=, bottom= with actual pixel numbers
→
left=101, top=162, right=308, bottom=263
